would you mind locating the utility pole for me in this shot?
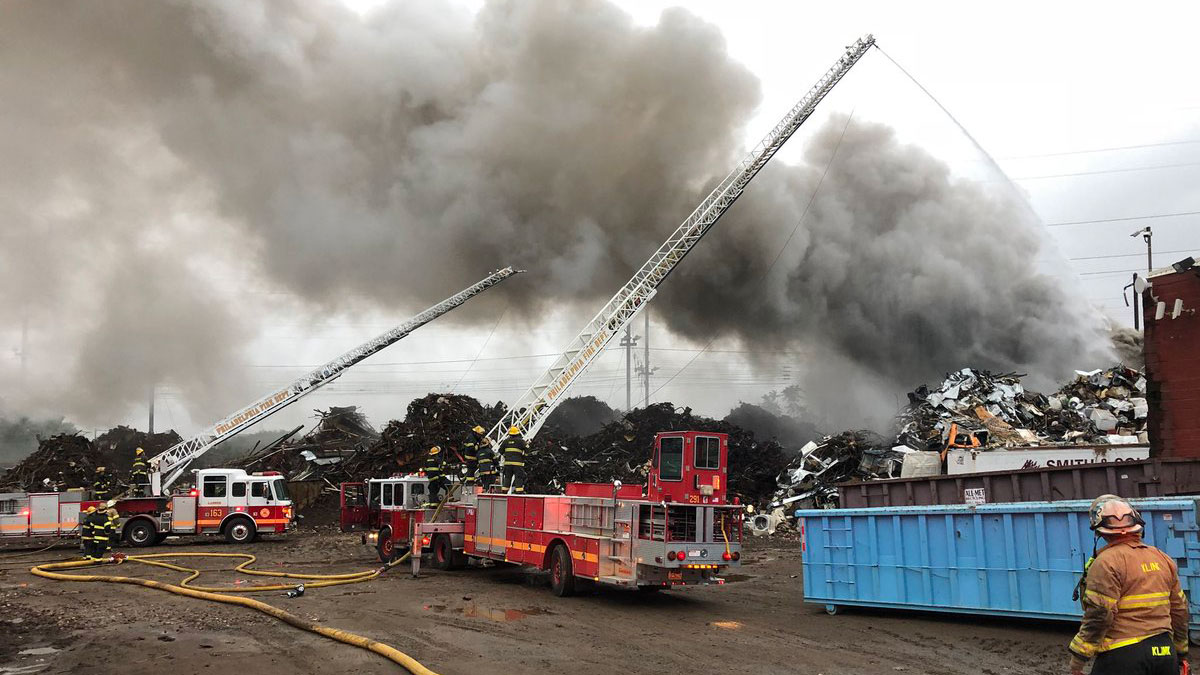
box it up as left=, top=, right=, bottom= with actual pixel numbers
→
left=635, top=311, right=658, bottom=407
left=620, top=327, right=639, bottom=411
left=643, top=312, right=650, bottom=406
left=1132, top=226, right=1153, bottom=274
left=148, top=384, right=155, bottom=434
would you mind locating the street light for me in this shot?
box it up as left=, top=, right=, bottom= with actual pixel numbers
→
left=1130, top=226, right=1153, bottom=274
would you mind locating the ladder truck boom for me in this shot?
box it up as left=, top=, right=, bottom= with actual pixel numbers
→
left=487, top=35, right=875, bottom=447
left=150, top=267, right=522, bottom=494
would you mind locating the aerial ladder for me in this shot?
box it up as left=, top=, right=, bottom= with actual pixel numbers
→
left=486, top=35, right=876, bottom=448
left=149, top=267, right=522, bottom=495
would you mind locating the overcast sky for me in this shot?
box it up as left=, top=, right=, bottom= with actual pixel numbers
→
left=4, top=0, right=1197, bottom=439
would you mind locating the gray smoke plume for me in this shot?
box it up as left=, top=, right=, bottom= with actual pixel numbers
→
left=0, top=0, right=1111, bottom=427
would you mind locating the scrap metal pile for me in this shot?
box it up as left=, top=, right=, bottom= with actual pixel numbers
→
left=0, top=427, right=182, bottom=493
left=768, top=365, right=1148, bottom=513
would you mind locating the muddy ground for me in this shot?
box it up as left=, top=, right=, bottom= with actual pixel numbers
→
left=0, top=528, right=1176, bottom=675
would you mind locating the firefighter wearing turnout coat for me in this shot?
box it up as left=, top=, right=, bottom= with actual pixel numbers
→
left=476, top=436, right=497, bottom=490
left=1069, top=495, right=1191, bottom=675
left=423, top=446, right=445, bottom=505
left=130, top=447, right=149, bottom=497
left=461, top=426, right=484, bottom=487
left=499, top=426, right=526, bottom=494
left=80, top=506, right=111, bottom=561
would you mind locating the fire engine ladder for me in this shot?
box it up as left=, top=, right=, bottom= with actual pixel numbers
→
left=149, top=267, right=522, bottom=495
left=486, top=35, right=875, bottom=447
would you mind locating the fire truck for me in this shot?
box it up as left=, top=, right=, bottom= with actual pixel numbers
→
left=0, top=468, right=292, bottom=546
left=342, top=431, right=743, bottom=595
left=339, top=37, right=875, bottom=592
left=0, top=268, right=519, bottom=548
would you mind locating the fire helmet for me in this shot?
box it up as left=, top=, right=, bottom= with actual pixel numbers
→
left=1089, top=494, right=1144, bottom=536
left=472, top=425, right=485, bottom=434
left=135, top=447, right=144, bottom=455
left=430, top=446, right=441, bottom=455
left=86, top=505, right=97, bottom=513
left=508, top=426, right=521, bottom=436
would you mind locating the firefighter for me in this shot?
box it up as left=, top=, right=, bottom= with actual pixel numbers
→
left=499, top=426, right=526, bottom=494
left=130, top=447, right=149, bottom=497
left=423, top=446, right=445, bottom=505
left=461, top=425, right=485, bottom=488
left=476, top=436, right=497, bottom=491
left=92, top=466, right=112, bottom=501
left=102, top=502, right=120, bottom=557
left=81, top=505, right=109, bottom=561
left=1069, top=494, right=1190, bottom=675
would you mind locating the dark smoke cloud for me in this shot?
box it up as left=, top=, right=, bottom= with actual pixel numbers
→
left=0, top=0, right=1110, bottom=427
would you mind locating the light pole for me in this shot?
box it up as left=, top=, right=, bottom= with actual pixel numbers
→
left=1131, top=226, right=1153, bottom=274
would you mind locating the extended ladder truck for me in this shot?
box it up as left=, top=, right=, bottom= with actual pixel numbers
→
left=339, top=36, right=876, bottom=596
left=0, top=269, right=520, bottom=547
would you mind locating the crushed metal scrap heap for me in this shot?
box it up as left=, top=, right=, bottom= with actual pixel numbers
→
left=769, top=365, right=1148, bottom=511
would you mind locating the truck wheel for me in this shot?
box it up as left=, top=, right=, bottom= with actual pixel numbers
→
left=224, top=517, right=256, bottom=545
left=431, top=534, right=457, bottom=571
left=377, top=527, right=397, bottom=563
left=550, top=544, right=576, bottom=597
left=125, top=519, right=158, bottom=548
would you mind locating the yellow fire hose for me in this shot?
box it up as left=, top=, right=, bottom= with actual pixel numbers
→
left=28, top=485, right=466, bottom=674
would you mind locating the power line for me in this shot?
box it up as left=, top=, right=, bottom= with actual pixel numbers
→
left=1045, top=210, right=1200, bottom=227
left=1013, top=161, right=1200, bottom=181
left=997, top=138, right=1200, bottom=160
left=1069, top=247, right=1197, bottom=262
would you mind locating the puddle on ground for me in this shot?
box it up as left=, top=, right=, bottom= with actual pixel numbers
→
left=719, top=574, right=753, bottom=583
left=15, top=649, right=58, bottom=657
left=709, top=621, right=742, bottom=630
left=463, top=604, right=551, bottom=622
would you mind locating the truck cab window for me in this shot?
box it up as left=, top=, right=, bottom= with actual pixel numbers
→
left=251, top=482, right=267, bottom=498
left=232, top=482, right=246, bottom=498
left=382, top=483, right=393, bottom=507
left=659, top=437, right=684, bottom=481
left=202, top=476, right=226, bottom=498
left=695, top=436, right=720, bottom=470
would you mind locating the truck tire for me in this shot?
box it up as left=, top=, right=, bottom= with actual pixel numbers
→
left=224, top=516, right=256, bottom=545
left=431, top=534, right=456, bottom=571
left=125, top=519, right=158, bottom=548
left=377, top=527, right=398, bottom=563
left=550, top=544, right=576, bottom=597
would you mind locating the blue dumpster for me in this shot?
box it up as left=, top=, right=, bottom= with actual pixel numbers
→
left=797, top=498, right=1200, bottom=641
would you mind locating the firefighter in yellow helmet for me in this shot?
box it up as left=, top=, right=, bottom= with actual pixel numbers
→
left=423, top=446, right=445, bottom=505
left=476, top=430, right=498, bottom=491
left=1068, top=495, right=1190, bottom=675
left=499, top=426, right=526, bottom=494
left=130, top=447, right=149, bottom=497
left=460, top=425, right=485, bottom=489
left=91, top=466, right=112, bottom=501
left=81, top=505, right=110, bottom=561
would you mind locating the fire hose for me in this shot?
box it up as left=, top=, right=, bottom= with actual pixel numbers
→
left=28, top=485, right=464, bottom=674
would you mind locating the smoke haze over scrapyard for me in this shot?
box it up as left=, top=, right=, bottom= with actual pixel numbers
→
left=0, top=0, right=1112, bottom=430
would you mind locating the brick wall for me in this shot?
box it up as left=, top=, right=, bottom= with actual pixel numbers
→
left=1143, top=266, right=1200, bottom=457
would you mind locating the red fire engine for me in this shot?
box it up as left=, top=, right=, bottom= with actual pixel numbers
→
left=341, top=431, right=743, bottom=595
left=0, top=468, right=292, bottom=546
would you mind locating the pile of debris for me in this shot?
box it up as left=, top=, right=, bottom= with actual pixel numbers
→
left=0, top=427, right=182, bottom=493
left=766, top=365, right=1149, bottom=515
left=235, top=406, right=377, bottom=480
left=339, top=394, right=507, bottom=480
left=527, top=402, right=790, bottom=504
